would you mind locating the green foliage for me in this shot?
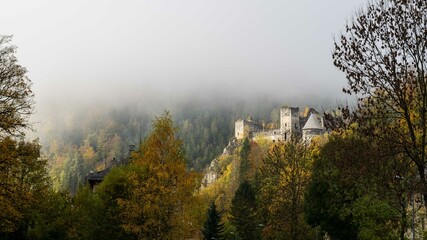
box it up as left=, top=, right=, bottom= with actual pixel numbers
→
left=96, top=165, right=136, bottom=240
left=202, top=202, right=224, bottom=240
left=66, top=186, right=106, bottom=240
left=259, top=140, right=313, bottom=240
left=230, top=180, right=259, bottom=240
left=304, top=135, right=359, bottom=239
left=239, top=138, right=251, bottom=182
left=26, top=190, right=69, bottom=240
left=352, top=195, right=399, bottom=240
left=305, top=133, right=404, bottom=240
left=0, top=138, right=50, bottom=238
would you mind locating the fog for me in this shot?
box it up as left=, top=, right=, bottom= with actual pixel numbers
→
left=1, top=0, right=366, bottom=120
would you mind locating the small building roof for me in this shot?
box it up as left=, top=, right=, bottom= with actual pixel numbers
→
left=86, top=168, right=111, bottom=182
left=302, top=113, right=323, bottom=130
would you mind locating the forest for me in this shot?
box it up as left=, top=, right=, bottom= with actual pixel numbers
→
left=2, top=0, right=427, bottom=239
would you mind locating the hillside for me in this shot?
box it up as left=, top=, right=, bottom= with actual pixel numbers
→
left=37, top=98, right=287, bottom=192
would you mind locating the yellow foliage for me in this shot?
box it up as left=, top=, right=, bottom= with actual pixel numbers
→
left=0, top=137, right=46, bottom=233
left=117, top=112, right=200, bottom=239
left=259, top=140, right=313, bottom=237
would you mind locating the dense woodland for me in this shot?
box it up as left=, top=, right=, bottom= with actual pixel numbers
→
left=2, top=0, right=427, bottom=239
left=39, top=99, right=287, bottom=193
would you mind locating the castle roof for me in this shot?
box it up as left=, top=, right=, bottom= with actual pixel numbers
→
left=302, top=113, right=323, bottom=130
left=86, top=168, right=111, bottom=182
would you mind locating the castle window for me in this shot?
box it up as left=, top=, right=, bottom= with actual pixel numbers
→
left=285, top=123, right=287, bottom=127
left=295, top=123, right=298, bottom=129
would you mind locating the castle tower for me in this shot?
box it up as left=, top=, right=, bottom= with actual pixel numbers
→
left=280, top=106, right=300, bottom=140
left=235, top=120, right=245, bottom=139
left=302, top=113, right=325, bottom=142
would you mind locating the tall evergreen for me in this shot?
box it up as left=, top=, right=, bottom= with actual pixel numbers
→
left=239, top=137, right=251, bottom=182
left=202, top=202, right=224, bottom=240
left=230, top=180, right=259, bottom=240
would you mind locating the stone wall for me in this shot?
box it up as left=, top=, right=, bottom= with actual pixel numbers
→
left=252, top=129, right=283, bottom=142
left=235, top=119, right=262, bottom=139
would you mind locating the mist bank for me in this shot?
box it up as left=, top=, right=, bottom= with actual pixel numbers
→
left=33, top=83, right=352, bottom=122
left=29, top=84, right=356, bottom=142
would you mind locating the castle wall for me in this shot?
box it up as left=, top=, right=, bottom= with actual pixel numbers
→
left=252, top=129, right=283, bottom=142
left=235, top=119, right=262, bottom=139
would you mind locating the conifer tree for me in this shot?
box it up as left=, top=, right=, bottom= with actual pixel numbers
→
left=230, top=180, right=259, bottom=240
left=239, top=137, right=251, bottom=182
left=202, top=202, right=224, bottom=240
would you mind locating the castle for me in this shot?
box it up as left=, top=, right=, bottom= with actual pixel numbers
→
left=235, top=106, right=325, bottom=142
left=202, top=106, right=325, bottom=187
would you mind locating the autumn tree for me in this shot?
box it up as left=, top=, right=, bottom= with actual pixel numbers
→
left=0, top=138, right=49, bottom=237
left=305, top=132, right=409, bottom=240
left=0, top=35, right=34, bottom=137
left=259, top=140, right=312, bottom=239
left=333, top=0, right=427, bottom=206
left=117, top=112, right=199, bottom=239
left=0, top=35, right=50, bottom=238
left=202, top=202, right=224, bottom=240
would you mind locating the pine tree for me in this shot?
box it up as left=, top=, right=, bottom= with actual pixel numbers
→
left=230, top=180, right=259, bottom=240
left=239, top=137, right=251, bottom=182
left=202, top=202, right=224, bottom=240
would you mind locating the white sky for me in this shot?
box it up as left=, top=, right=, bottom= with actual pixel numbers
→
left=1, top=0, right=367, bottom=108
